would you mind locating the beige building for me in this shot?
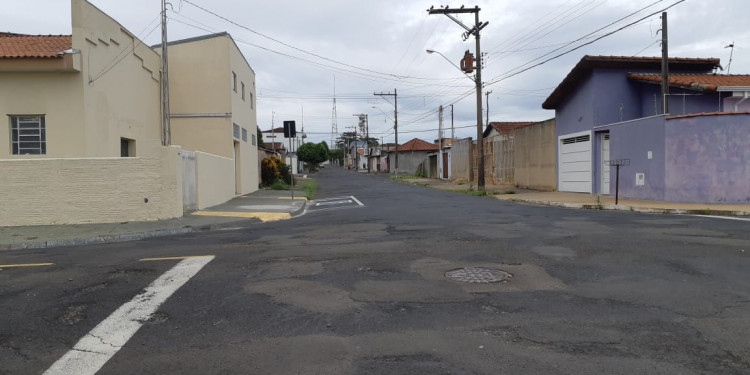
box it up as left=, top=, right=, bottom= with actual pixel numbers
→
left=0, top=0, right=258, bottom=226
left=167, top=32, right=259, bottom=206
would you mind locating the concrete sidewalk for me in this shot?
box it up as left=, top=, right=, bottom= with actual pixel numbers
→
left=400, top=177, right=750, bottom=217
left=0, top=189, right=307, bottom=251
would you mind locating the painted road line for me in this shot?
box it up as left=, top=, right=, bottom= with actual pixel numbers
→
left=0, top=263, right=54, bottom=268
left=693, top=215, right=750, bottom=222
left=138, top=255, right=214, bottom=262
left=43, top=256, right=214, bottom=375
left=350, top=196, right=364, bottom=206
left=191, top=211, right=290, bottom=222
left=277, top=196, right=307, bottom=200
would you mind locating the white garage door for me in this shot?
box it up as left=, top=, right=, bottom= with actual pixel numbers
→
left=558, top=132, right=591, bottom=193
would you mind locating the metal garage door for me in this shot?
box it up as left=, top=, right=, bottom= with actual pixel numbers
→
left=558, top=133, right=591, bottom=192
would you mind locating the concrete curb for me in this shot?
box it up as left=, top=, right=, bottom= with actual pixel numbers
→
left=504, top=198, right=750, bottom=217
left=0, top=219, right=263, bottom=252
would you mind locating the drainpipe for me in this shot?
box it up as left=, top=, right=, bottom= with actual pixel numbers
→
left=734, top=91, right=749, bottom=112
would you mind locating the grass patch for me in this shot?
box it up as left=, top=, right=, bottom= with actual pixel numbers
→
left=269, top=179, right=289, bottom=190
left=297, top=178, right=318, bottom=200
left=456, top=189, right=489, bottom=196
left=389, top=174, right=421, bottom=181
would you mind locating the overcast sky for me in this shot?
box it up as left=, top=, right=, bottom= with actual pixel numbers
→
left=4, top=0, right=748, bottom=145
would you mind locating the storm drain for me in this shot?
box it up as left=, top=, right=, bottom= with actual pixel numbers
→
left=445, top=267, right=512, bottom=283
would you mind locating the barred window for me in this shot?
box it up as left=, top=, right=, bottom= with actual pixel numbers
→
left=241, top=127, right=248, bottom=142
left=10, top=115, right=46, bottom=155
left=233, top=123, right=240, bottom=139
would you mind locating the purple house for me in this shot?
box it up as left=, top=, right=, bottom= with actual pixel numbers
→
left=543, top=55, right=750, bottom=203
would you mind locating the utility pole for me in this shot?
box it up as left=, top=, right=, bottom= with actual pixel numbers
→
left=485, top=90, right=492, bottom=125
left=353, top=113, right=370, bottom=172
left=271, top=111, right=276, bottom=152
left=438, top=105, right=444, bottom=178
left=374, top=89, right=398, bottom=175
left=450, top=104, right=455, bottom=140
left=160, top=0, right=171, bottom=146
left=428, top=5, right=488, bottom=191
left=661, top=12, right=669, bottom=114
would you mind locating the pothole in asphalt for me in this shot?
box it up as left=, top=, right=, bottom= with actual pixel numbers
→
left=445, top=267, right=512, bottom=283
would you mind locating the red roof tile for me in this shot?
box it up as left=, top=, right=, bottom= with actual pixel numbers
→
left=542, top=55, right=721, bottom=109
left=627, top=73, right=750, bottom=91
left=483, top=121, right=535, bottom=137
left=0, top=34, right=72, bottom=58
left=397, top=138, right=439, bottom=152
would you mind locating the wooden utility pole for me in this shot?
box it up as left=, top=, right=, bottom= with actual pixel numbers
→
left=160, top=0, right=171, bottom=146
left=374, top=89, right=398, bottom=175
left=661, top=12, right=669, bottom=114
left=428, top=6, right=488, bottom=191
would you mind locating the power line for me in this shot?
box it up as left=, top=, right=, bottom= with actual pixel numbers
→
left=181, top=0, right=464, bottom=83
left=484, top=0, right=685, bottom=88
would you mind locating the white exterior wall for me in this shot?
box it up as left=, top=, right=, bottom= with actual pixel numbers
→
left=195, top=151, right=235, bottom=209
left=168, top=33, right=259, bottom=198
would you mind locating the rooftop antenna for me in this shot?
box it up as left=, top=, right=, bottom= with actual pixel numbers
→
left=725, top=42, right=735, bottom=74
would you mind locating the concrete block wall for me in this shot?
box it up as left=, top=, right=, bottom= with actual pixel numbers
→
left=0, top=145, right=182, bottom=226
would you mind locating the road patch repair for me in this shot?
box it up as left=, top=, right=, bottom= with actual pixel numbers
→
left=43, top=256, right=214, bottom=375
left=307, top=196, right=364, bottom=212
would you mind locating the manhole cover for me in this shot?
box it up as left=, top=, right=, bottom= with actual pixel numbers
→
left=445, top=267, right=512, bottom=283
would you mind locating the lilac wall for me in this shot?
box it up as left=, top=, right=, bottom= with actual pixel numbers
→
left=638, top=84, right=724, bottom=116
left=556, top=73, right=596, bottom=135
left=591, top=70, right=642, bottom=125
left=603, top=116, right=667, bottom=200
left=665, top=113, right=750, bottom=203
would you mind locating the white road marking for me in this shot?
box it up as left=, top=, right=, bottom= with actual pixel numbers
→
left=693, top=215, right=750, bottom=222
left=43, top=256, right=214, bottom=375
left=349, top=196, right=364, bottom=206
left=315, top=199, right=352, bottom=207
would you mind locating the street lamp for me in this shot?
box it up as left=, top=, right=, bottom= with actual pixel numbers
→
left=426, top=49, right=473, bottom=81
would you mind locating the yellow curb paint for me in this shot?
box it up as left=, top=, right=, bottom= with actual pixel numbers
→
left=277, top=197, right=308, bottom=201
left=139, top=255, right=214, bottom=262
left=0, top=263, right=54, bottom=268
left=191, top=211, right=291, bottom=222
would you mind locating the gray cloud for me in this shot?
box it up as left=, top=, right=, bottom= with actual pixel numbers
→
left=4, top=0, right=747, bottom=144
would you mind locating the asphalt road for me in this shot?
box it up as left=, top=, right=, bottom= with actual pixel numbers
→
left=2, top=166, right=749, bottom=374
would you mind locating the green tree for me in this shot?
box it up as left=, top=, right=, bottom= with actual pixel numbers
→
left=297, top=142, right=328, bottom=171
left=328, top=148, right=344, bottom=164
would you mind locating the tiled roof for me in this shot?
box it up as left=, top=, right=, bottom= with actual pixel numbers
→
left=627, top=73, right=750, bottom=91
left=483, top=121, right=535, bottom=137
left=397, top=138, right=439, bottom=152
left=0, top=34, right=72, bottom=58
left=542, top=55, right=721, bottom=109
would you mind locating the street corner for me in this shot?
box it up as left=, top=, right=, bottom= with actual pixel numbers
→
left=191, top=211, right=292, bottom=222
